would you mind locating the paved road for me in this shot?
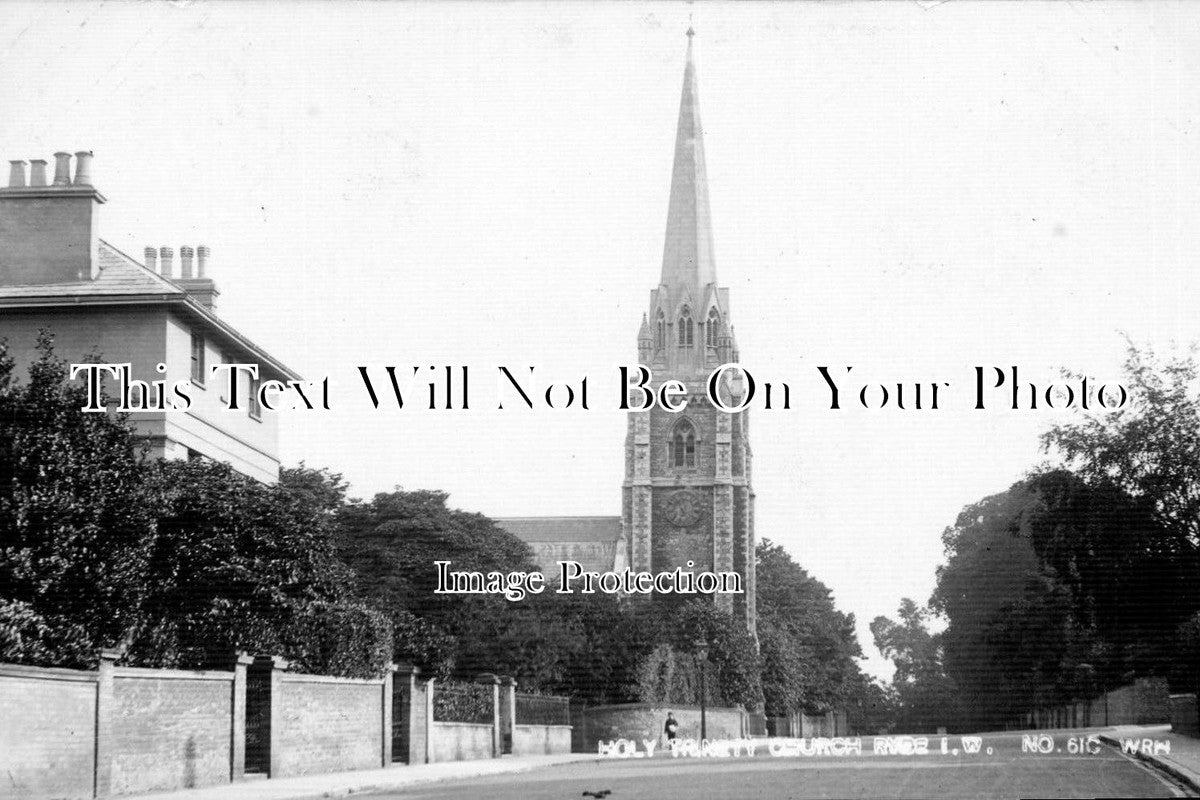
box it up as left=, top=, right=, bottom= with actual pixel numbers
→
left=372, top=732, right=1190, bottom=800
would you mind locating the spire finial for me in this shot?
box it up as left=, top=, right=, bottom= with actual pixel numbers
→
left=686, top=26, right=695, bottom=39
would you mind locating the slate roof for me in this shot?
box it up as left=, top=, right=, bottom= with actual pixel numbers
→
left=0, top=240, right=301, bottom=381
left=0, top=240, right=186, bottom=299
left=495, top=516, right=623, bottom=544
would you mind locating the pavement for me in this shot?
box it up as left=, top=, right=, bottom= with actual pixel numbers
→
left=132, top=754, right=602, bottom=800
left=130, top=726, right=1200, bottom=800
left=1098, top=725, right=1200, bottom=795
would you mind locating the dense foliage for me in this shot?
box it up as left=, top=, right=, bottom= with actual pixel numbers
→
left=896, top=342, right=1200, bottom=730
left=0, top=337, right=391, bottom=676
left=0, top=335, right=155, bottom=667
left=337, top=489, right=769, bottom=706
left=756, top=540, right=862, bottom=716
left=631, top=600, right=764, bottom=709
left=871, top=599, right=961, bottom=732
left=929, top=469, right=1195, bottom=729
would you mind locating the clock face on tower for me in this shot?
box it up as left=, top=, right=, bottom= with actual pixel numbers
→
left=663, top=489, right=705, bottom=528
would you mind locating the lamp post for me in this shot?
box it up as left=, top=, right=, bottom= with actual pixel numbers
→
left=693, top=637, right=709, bottom=742
left=1075, top=663, right=1096, bottom=727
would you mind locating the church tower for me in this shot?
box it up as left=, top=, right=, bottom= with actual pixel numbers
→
left=622, top=30, right=756, bottom=632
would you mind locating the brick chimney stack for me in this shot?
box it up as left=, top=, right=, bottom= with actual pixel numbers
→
left=0, top=149, right=106, bottom=285
left=144, top=247, right=158, bottom=273
left=175, top=243, right=219, bottom=310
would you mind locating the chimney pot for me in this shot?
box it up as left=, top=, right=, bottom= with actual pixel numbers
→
left=144, top=247, right=159, bottom=273
left=29, top=159, right=48, bottom=187
left=159, top=246, right=174, bottom=277
left=196, top=245, right=210, bottom=278
left=180, top=246, right=195, bottom=279
left=52, top=152, right=72, bottom=186
left=8, top=160, right=27, bottom=188
left=73, top=150, right=94, bottom=187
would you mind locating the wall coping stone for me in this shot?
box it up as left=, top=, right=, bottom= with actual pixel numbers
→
left=114, top=666, right=233, bottom=682
left=0, top=662, right=98, bottom=682
left=278, top=673, right=384, bottom=686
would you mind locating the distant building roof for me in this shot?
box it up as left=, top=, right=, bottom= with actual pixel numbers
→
left=0, top=240, right=301, bottom=382
left=495, top=516, right=622, bottom=544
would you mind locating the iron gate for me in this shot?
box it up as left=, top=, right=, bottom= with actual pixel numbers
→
left=245, top=668, right=271, bottom=774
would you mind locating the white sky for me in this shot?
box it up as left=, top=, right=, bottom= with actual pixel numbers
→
left=3, top=1, right=1198, bottom=680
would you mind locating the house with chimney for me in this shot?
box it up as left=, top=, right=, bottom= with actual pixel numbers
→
left=0, top=151, right=298, bottom=482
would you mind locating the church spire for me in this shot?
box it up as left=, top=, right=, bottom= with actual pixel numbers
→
left=660, top=27, right=717, bottom=292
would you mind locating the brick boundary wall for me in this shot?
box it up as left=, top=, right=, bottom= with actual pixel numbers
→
left=108, top=665, right=238, bottom=795
left=427, top=721, right=495, bottom=762
left=1017, top=677, right=1172, bottom=730
left=0, top=663, right=98, bottom=800
left=0, top=650, right=248, bottom=800
left=1, top=655, right=572, bottom=799
left=275, top=672, right=391, bottom=777
left=1, top=657, right=576, bottom=800
left=1170, top=694, right=1199, bottom=738
left=512, top=724, right=573, bottom=755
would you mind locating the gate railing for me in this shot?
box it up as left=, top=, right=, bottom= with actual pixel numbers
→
left=433, top=680, right=494, bottom=724
left=515, top=692, right=570, bottom=726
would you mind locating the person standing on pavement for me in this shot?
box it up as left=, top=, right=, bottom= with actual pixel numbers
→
left=664, top=711, right=679, bottom=749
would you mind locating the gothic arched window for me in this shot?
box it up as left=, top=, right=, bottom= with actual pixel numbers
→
left=706, top=308, right=721, bottom=348
left=678, top=308, right=694, bottom=348
left=668, top=419, right=697, bottom=468
left=655, top=309, right=666, bottom=351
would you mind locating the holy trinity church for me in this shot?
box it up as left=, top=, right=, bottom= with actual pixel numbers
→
left=497, top=31, right=756, bottom=631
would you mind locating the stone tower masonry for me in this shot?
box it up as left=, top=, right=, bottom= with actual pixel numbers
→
left=621, top=30, right=757, bottom=633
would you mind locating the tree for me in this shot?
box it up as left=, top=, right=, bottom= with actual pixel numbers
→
left=337, top=489, right=676, bottom=701
left=336, top=489, right=540, bottom=676
left=0, top=334, right=155, bottom=667
left=129, top=460, right=391, bottom=677
left=756, top=540, right=863, bottom=716
left=0, top=337, right=390, bottom=676
left=1043, top=340, right=1200, bottom=548
left=1040, top=341, right=1200, bottom=692
left=930, top=467, right=1192, bottom=728
left=930, top=481, right=1088, bottom=730
left=1020, top=470, right=1193, bottom=681
left=491, top=589, right=657, bottom=704
left=844, top=673, right=899, bottom=735
left=632, top=599, right=763, bottom=710
left=871, top=599, right=962, bottom=733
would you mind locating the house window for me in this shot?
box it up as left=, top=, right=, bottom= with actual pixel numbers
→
left=249, top=376, right=262, bottom=420
left=668, top=419, right=697, bottom=468
left=678, top=308, right=694, bottom=348
left=190, top=333, right=205, bottom=385
left=706, top=308, right=721, bottom=347
left=655, top=310, right=666, bottom=351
